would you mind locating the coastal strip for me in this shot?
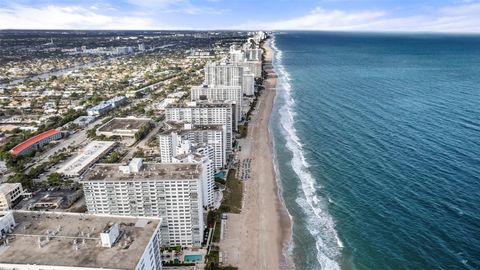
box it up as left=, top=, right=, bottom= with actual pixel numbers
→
left=219, top=37, right=294, bottom=269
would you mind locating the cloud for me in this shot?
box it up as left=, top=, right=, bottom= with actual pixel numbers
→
left=123, top=0, right=227, bottom=15
left=0, top=4, right=161, bottom=29
left=240, top=3, right=480, bottom=33
left=1, top=1, right=479, bottom=32
left=123, top=0, right=186, bottom=9
left=247, top=7, right=386, bottom=31
left=0, top=0, right=227, bottom=30
left=164, top=5, right=228, bottom=15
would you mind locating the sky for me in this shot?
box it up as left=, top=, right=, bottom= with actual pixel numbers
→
left=0, top=0, right=480, bottom=32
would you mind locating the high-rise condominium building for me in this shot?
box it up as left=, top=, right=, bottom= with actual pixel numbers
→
left=244, top=48, right=263, bottom=61
left=229, top=45, right=245, bottom=63
left=191, top=84, right=243, bottom=125
left=204, top=61, right=256, bottom=96
left=82, top=159, right=207, bottom=247
left=242, top=71, right=255, bottom=96
left=0, top=211, right=163, bottom=270
left=165, top=101, right=234, bottom=154
left=242, top=60, right=262, bottom=79
left=159, top=123, right=227, bottom=170
left=204, top=62, right=244, bottom=88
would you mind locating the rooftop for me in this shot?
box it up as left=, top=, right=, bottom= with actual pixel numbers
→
left=9, top=129, right=60, bottom=156
left=57, top=141, right=117, bottom=176
left=187, top=124, right=225, bottom=131
left=191, top=84, right=241, bottom=90
left=73, top=115, right=96, bottom=124
left=0, top=211, right=161, bottom=270
left=97, top=117, right=152, bottom=133
left=161, top=122, right=224, bottom=135
left=83, top=162, right=202, bottom=182
left=87, top=96, right=126, bottom=112
left=166, top=101, right=232, bottom=109
left=205, top=61, right=243, bottom=67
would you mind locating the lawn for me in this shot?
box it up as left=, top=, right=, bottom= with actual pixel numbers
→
left=220, top=169, right=243, bottom=214
left=238, top=124, right=248, bottom=138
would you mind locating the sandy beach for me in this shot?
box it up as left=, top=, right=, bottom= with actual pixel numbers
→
left=220, top=39, right=293, bottom=269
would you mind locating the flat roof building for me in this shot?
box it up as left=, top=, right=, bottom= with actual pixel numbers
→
left=245, top=48, right=263, bottom=61
left=229, top=42, right=263, bottom=78
left=229, top=45, right=245, bottom=63
left=57, top=141, right=117, bottom=177
left=165, top=101, right=234, bottom=154
left=242, top=71, right=255, bottom=96
left=0, top=183, right=23, bottom=210
left=82, top=161, right=208, bottom=247
left=0, top=211, right=163, bottom=270
left=203, top=62, right=255, bottom=97
left=242, top=60, right=262, bottom=79
left=191, top=84, right=243, bottom=126
left=87, top=96, right=126, bottom=116
left=96, top=117, right=152, bottom=138
left=204, top=62, right=244, bottom=88
left=73, top=115, right=96, bottom=127
left=160, top=123, right=227, bottom=170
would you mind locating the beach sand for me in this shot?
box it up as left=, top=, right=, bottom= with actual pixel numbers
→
left=219, top=39, right=294, bottom=269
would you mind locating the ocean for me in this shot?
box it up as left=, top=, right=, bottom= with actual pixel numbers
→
left=270, top=32, right=480, bottom=270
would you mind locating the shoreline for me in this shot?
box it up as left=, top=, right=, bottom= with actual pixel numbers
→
left=266, top=37, right=296, bottom=269
left=219, top=37, right=294, bottom=269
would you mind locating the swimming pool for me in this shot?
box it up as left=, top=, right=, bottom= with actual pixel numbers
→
left=184, top=255, right=203, bottom=262
left=214, top=171, right=226, bottom=178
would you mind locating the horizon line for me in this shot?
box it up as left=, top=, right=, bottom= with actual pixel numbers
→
left=2, top=29, right=480, bottom=35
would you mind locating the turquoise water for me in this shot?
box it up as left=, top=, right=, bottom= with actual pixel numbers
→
left=214, top=171, right=226, bottom=178
left=270, top=32, right=480, bottom=270
left=184, top=255, right=202, bottom=262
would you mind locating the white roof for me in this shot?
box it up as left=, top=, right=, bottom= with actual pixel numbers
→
left=57, top=141, right=116, bottom=177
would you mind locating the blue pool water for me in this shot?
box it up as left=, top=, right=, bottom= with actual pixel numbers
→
left=184, top=255, right=203, bottom=262
left=214, top=171, right=226, bottom=179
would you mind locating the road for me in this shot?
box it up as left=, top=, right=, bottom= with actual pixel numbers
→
left=123, top=125, right=161, bottom=161
left=26, top=117, right=107, bottom=169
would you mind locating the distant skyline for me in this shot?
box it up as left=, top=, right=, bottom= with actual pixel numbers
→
left=1, top=0, right=480, bottom=33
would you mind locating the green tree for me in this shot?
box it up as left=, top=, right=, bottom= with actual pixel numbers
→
left=47, top=172, right=63, bottom=186
left=133, top=149, right=145, bottom=158
left=86, top=128, right=97, bottom=138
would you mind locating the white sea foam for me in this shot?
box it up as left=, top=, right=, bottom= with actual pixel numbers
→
left=271, top=129, right=296, bottom=270
left=269, top=38, right=296, bottom=270
left=271, top=34, right=343, bottom=270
